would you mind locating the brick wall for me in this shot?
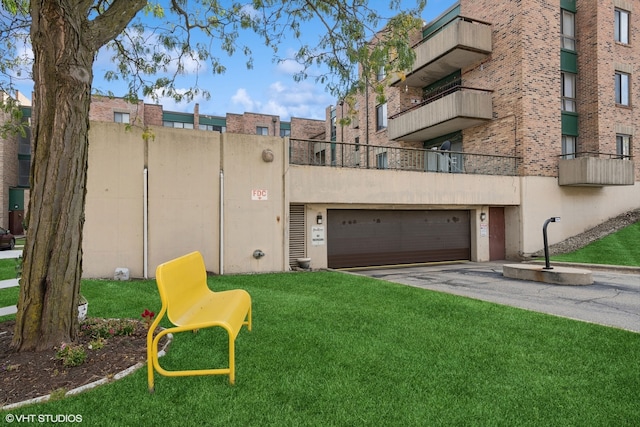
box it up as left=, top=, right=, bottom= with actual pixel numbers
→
left=290, top=117, right=325, bottom=139
left=226, top=112, right=282, bottom=136
left=89, top=96, right=146, bottom=126
left=144, top=104, right=163, bottom=127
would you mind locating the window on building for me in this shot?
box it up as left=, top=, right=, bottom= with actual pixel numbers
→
left=18, top=159, right=30, bottom=187
left=114, top=112, right=130, bottom=124
left=615, top=71, right=630, bottom=106
left=280, top=128, right=291, bottom=137
left=615, top=9, right=630, bottom=44
left=18, top=127, right=31, bottom=155
left=376, top=151, right=388, bottom=169
left=562, top=135, right=577, bottom=159
left=616, top=134, right=631, bottom=159
left=163, top=121, right=194, bottom=129
left=199, top=124, right=225, bottom=132
left=561, top=72, right=576, bottom=112
left=330, top=107, right=337, bottom=141
left=377, top=65, right=386, bottom=82
left=376, top=103, right=387, bottom=130
left=257, top=126, right=269, bottom=136
left=561, top=9, right=575, bottom=51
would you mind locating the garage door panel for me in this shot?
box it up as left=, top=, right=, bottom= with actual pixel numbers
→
left=328, top=210, right=470, bottom=268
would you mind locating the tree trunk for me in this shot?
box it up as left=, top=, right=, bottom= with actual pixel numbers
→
left=11, top=1, right=146, bottom=352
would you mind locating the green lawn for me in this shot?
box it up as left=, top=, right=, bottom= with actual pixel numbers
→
left=551, top=221, right=640, bottom=267
left=0, top=256, right=19, bottom=281
left=1, top=271, right=638, bottom=426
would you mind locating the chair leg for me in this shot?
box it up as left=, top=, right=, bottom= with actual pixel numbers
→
left=228, top=333, right=235, bottom=385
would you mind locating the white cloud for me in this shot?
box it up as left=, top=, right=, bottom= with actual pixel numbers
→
left=276, top=58, right=304, bottom=76
left=231, top=88, right=258, bottom=112
left=261, top=80, right=330, bottom=120
left=229, top=82, right=328, bottom=120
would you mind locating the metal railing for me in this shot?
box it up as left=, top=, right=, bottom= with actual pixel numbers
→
left=558, top=151, right=633, bottom=160
left=388, top=84, right=493, bottom=121
left=290, top=139, right=521, bottom=176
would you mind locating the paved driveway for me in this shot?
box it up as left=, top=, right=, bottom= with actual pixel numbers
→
left=354, top=261, right=640, bottom=333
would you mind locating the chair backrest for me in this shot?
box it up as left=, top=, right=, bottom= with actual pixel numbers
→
left=155, top=251, right=211, bottom=325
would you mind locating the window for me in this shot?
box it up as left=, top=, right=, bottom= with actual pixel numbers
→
left=561, top=72, right=576, bottom=112
left=257, top=126, right=269, bottom=135
left=615, top=72, right=630, bottom=106
left=562, top=135, right=577, bottom=159
left=376, top=151, right=388, bottom=169
left=377, top=65, right=386, bottom=82
left=199, top=124, right=225, bottom=132
left=561, top=9, right=575, bottom=50
left=18, top=158, right=30, bottom=187
left=615, top=9, right=630, bottom=44
left=163, top=121, right=193, bottom=129
left=114, top=112, right=130, bottom=124
left=376, top=103, right=387, bottom=130
left=331, top=113, right=337, bottom=141
left=616, top=134, right=631, bottom=159
left=280, top=128, right=291, bottom=137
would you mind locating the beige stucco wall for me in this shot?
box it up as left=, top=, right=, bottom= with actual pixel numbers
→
left=83, top=125, right=638, bottom=277
left=147, top=126, right=220, bottom=273
left=517, top=176, right=640, bottom=256
left=84, top=122, right=145, bottom=278
left=221, top=133, right=287, bottom=274
left=84, top=123, right=288, bottom=278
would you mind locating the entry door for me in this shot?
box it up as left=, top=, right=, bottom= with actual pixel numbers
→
left=489, top=207, right=506, bottom=260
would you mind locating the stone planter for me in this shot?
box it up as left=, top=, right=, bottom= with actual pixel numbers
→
left=296, top=258, right=311, bottom=270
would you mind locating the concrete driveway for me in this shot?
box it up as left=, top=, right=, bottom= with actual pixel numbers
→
left=354, top=261, right=640, bottom=333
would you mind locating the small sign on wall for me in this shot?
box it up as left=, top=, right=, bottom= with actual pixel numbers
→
left=312, top=226, right=325, bottom=245
left=251, top=189, right=268, bottom=200
left=480, top=223, right=488, bottom=237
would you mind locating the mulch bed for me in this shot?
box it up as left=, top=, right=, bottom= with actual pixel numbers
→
left=0, top=319, right=160, bottom=407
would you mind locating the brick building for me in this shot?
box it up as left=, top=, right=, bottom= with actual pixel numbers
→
left=329, top=0, right=638, bottom=176
left=316, top=0, right=638, bottom=266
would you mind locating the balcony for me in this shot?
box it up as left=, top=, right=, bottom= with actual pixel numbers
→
left=558, top=153, right=635, bottom=186
left=388, top=86, right=493, bottom=141
left=289, top=139, right=520, bottom=176
left=390, top=16, right=492, bottom=88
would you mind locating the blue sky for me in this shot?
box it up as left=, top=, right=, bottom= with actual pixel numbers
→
left=15, top=0, right=456, bottom=121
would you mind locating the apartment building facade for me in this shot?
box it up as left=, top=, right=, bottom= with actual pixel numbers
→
left=315, top=0, right=638, bottom=268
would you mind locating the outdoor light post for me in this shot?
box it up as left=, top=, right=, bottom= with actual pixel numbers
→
left=543, top=217, right=561, bottom=270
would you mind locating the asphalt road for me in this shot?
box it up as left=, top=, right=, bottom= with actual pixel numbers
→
left=354, top=261, right=640, bottom=333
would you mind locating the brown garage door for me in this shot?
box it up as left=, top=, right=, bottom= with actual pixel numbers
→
left=327, top=210, right=470, bottom=268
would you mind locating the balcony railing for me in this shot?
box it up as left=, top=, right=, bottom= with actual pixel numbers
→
left=290, top=139, right=520, bottom=176
left=390, top=16, right=492, bottom=88
left=388, top=84, right=493, bottom=141
left=558, top=151, right=635, bottom=186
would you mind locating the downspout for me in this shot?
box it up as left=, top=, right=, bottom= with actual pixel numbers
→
left=143, top=168, right=148, bottom=279
left=219, top=169, right=224, bottom=275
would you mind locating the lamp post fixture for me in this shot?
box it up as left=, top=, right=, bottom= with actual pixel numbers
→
left=543, top=217, right=561, bottom=270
